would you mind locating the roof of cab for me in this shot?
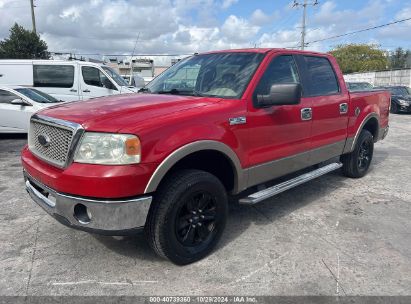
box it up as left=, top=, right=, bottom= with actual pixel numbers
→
left=201, top=48, right=330, bottom=57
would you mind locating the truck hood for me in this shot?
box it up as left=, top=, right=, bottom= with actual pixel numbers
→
left=38, top=93, right=221, bottom=132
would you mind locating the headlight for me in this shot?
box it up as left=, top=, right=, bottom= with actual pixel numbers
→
left=74, top=133, right=141, bottom=165
left=398, top=99, right=410, bottom=106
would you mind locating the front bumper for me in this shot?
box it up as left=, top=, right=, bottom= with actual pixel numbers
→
left=24, top=172, right=152, bottom=235
left=397, top=103, right=411, bottom=112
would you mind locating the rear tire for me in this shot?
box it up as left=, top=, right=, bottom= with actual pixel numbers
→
left=341, top=129, right=374, bottom=178
left=145, top=169, right=228, bottom=265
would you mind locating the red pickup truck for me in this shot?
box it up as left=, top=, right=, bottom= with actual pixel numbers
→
left=22, top=49, right=390, bottom=264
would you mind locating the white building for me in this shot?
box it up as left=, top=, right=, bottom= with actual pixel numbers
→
left=344, top=69, right=411, bottom=87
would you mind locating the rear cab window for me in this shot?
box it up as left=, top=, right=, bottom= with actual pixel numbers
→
left=33, top=65, right=75, bottom=88
left=297, top=56, right=340, bottom=97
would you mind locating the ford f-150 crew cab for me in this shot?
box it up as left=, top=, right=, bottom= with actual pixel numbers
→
left=22, top=49, right=390, bottom=265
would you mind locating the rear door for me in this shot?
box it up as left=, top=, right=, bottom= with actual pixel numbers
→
left=295, top=55, right=349, bottom=160
left=33, top=63, right=80, bottom=101
left=80, top=65, right=119, bottom=99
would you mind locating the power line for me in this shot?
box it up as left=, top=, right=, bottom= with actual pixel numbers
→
left=306, top=17, right=411, bottom=45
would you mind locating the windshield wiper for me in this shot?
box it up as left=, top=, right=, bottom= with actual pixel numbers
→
left=192, top=90, right=207, bottom=97
left=157, top=89, right=182, bottom=95
left=138, top=87, right=151, bottom=93
left=157, top=89, right=208, bottom=97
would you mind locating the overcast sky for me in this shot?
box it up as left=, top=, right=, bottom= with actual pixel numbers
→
left=0, top=0, right=410, bottom=60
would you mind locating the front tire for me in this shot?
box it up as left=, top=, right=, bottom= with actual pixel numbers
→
left=341, top=129, right=374, bottom=178
left=145, top=169, right=228, bottom=265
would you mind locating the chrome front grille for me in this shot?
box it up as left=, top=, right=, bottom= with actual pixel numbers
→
left=28, top=115, right=83, bottom=168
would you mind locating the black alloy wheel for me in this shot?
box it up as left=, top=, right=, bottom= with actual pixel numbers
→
left=358, top=140, right=372, bottom=170
left=341, top=129, right=374, bottom=178
left=145, top=169, right=228, bottom=265
left=175, top=192, right=217, bottom=248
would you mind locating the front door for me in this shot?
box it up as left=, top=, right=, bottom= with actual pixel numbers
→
left=246, top=53, right=313, bottom=187
left=80, top=66, right=118, bottom=99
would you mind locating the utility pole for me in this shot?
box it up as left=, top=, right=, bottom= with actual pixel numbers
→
left=293, top=0, right=318, bottom=50
left=29, top=0, right=37, bottom=34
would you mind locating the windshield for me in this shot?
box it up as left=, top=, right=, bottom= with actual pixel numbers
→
left=146, top=52, right=265, bottom=98
left=15, top=88, right=61, bottom=103
left=102, top=66, right=129, bottom=87
left=389, top=87, right=411, bottom=96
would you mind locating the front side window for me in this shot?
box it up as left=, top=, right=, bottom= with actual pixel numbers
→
left=82, top=66, right=115, bottom=90
left=33, top=65, right=74, bottom=88
left=254, top=55, right=300, bottom=99
left=0, top=90, right=19, bottom=104
left=101, top=66, right=128, bottom=86
left=146, top=52, right=264, bottom=98
left=301, top=56, right=339, bottom=96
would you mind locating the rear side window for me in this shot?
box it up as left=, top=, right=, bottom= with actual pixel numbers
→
left=33, top=65, right=75, bottom=88
left=301, top=56, right=339, bottom=96
left=0, top=89, right=18, bottom=104
left=254, top=55, right=300, bottom=98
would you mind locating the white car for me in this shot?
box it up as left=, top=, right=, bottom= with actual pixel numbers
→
left=0, top=86, right=65, bottom=133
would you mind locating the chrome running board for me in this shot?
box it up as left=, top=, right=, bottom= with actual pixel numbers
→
left=239, top=162, right=343, bottom=205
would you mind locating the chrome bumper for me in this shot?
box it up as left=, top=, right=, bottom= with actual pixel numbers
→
left=24, top=173, right=152, bottom=235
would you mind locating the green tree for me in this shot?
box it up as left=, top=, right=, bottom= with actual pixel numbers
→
left=0, top=23, right=49, bottom=59
left=389, top=47, right=410, bottom=69
left=329, top=44, right=388, bottom=74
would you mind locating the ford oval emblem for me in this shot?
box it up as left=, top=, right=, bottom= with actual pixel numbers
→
left=38, top=134, right=51, bottom=147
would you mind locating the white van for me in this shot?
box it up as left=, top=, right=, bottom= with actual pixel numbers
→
left=0, top=60, right=140, bottom=101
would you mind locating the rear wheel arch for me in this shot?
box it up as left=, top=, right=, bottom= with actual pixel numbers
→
left=362, top=116, right=379, bottom=142
left=349, top=113, right=380, bottom=152
left=144, top=141, right=246, bottom=195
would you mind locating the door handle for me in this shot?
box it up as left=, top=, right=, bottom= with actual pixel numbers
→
left=83, top=89, right=90, bottom=93
left=301, top=108, right=312, bottom=121
left=70, top=89, right=77, bottom=92
left=339, top=103, right=348, bottom=114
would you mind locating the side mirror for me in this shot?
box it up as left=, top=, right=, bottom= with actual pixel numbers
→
left=103, top=78, right=117, bottom=90
left=10, top=98, right=32, bottom=106
left=256, top=83, right=301, bottom=107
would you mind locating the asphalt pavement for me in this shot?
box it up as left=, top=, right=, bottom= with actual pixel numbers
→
left=0, top=115, right=410, bottom=296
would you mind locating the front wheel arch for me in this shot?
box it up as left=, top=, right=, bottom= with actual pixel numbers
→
left=144, top=141, right=246, bottom=194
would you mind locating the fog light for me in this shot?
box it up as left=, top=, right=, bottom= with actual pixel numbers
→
left=73, top=204, right=92, bottom=224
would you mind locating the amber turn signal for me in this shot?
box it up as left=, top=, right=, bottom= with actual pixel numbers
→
left=125, top=137, right=141, bottom=156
